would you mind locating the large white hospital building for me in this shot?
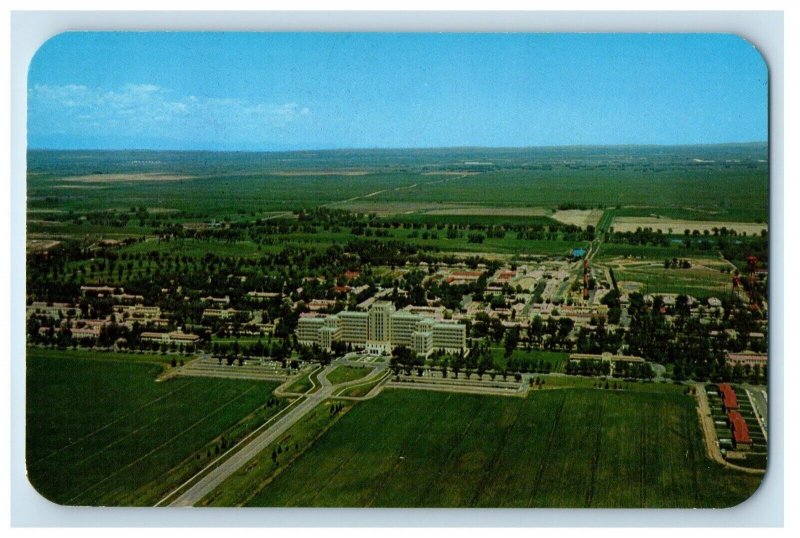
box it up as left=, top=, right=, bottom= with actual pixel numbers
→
left=296, top=301, right=466, bottom=357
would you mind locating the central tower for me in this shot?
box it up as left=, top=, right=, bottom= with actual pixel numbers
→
left=366, top=301, right=395, bottom=355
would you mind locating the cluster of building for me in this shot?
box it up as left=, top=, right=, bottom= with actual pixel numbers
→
left=297, top=301, right=466, bottom=357
left=717, top=383, right=752, bottom=448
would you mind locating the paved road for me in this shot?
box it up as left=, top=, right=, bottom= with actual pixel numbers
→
left=745, top=387, right=769, bottom=441
left=166, top=361, right=382, bottom=506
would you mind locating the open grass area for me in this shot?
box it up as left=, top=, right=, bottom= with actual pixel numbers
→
left=29, top=148, right=767, bottom=222
left=120, top=238, right=266, bottom=258
left=489, top=348, right=569, bottom=373
left=335, top=371, right=390, bottom=397
left=382, top=211, right=558, bottom=227
left=609, top=264, right=731, bottom=299
left=26, top=348, right=280, bottom=506
left=325, top=365, right=372, bottom=385
left=200, top=399, right=356, bottom=507
left=596, top=242, right=714, bottom=261
left=614, top=205, right=767, bottom=224
left=26, top=345, right=175, bottom=365
left=537, top=375, right=686, bottom=395
left=283, top=365, right=321, bottom=394
left=242, top=388, right=762, bottom=508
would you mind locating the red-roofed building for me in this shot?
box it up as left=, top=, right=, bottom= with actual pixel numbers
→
left=725, top=353, right=768, bottom=368
left=451, top=271, right=483, bottom=279
left=446, top=270, right=484, bottom=285
left=344, top=271, right=361, bottom=280
left=494, top=270, right=517, bottom=282
left=718, top=383, right=739, bottom=411
left=727, top=411, right=752, bottom=448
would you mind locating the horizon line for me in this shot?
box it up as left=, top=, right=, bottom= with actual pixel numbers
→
left=27, top=141, right=769, bottom=154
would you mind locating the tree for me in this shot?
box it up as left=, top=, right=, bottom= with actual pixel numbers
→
left=477, top=349, right=493, bottom=380
left=529, top=315, right=544, bottom=347
left=504, top=327, right=520, bottom=357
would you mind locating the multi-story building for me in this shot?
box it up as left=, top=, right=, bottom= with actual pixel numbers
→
left=411, top=328, right=434, bottom=357
left=319, top=315, right=342, bottom=350
left=390, top=311, right=420, bottom=347
left=295, top=301, right=466, bottom=356
left=366, top=301, right=395, bottom=355
left=430, top=321, right=467, bottom=353
left=297, top=315, right=325, bottom=346
left=368, top=301, right=394, bottom=337
left=338, top=310, right=369, bottom=345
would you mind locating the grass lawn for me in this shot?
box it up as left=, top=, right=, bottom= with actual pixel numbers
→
left=26, top=346, right=175, bottom=365
left=325, top=365, right=372, bottom=385
left=243, top=388, right=762, bottom=508
left=26, top=347, right=280, bottom=506
left=489, top=348, right=569, bottom=373
left=597, top=242, right=713, bottom=261
left=284, top=365, right=321, bottom=394
left=611, top=265, right=731, bottom=299
left=335, top=371, right=390, bottom=397
left=200, top=399, right=356, bottom=507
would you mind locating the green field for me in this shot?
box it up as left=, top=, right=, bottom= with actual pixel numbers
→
left=242, top=388, right=761, bottom=508
left=613, top=205, right=767, bottom=224
left=335, top=372, right=390, bottom=397
left=368, top=168, right=768, bottom=221
left=489, top=348, right=569, bottom=372
left=283, top=366, right=322, bottom=394
left=28, top=147, right=768, bottom=222
left=384, top=212, right=560, bottom=227
left=325, top=365, right=372, bottom=385
left=597, top=242, right=715, bottom=261
left=26, top=348, right=280, bottom=506
left=611, top=265, right=731, bottom=298
left=200, top=399, right=357, bottom=507
left=26, top=346, right=175, bottom=365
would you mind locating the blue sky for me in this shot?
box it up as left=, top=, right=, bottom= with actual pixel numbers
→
left=27, top=33, right=768, bottom=151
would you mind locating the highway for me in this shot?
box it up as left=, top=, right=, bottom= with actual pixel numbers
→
left=165, top=359, right=383, bottom=506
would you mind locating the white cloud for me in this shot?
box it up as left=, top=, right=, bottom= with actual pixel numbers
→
left=29, top=83, right=312, bottom=138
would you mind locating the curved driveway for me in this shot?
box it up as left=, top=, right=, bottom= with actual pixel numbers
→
left=166, top=361, right=382, bottom=506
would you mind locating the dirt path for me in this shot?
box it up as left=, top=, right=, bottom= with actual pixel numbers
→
left=321, top=173, right=472, bottom=211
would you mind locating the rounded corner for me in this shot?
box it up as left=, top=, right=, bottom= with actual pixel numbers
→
left=27, top=31, right=77, bottom=84
left=24, top=461, right=75, bottom=507
left=721, top=464, right=771, bottom=511
left=724, top=32, right=769, bottom=77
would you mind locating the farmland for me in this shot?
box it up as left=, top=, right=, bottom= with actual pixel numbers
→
left=599, top=256, right=734, bottom=299
left=610, top=216, right=767, bottom=236
left=25, top=144, right=768, bottom=509
left=26, top=348, right=281, bottom=506
left=27, top=145, right=768, bottom=223
left=239, top=388, right=761, bottom=508
left=609, top=264, right=732, bottom=298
